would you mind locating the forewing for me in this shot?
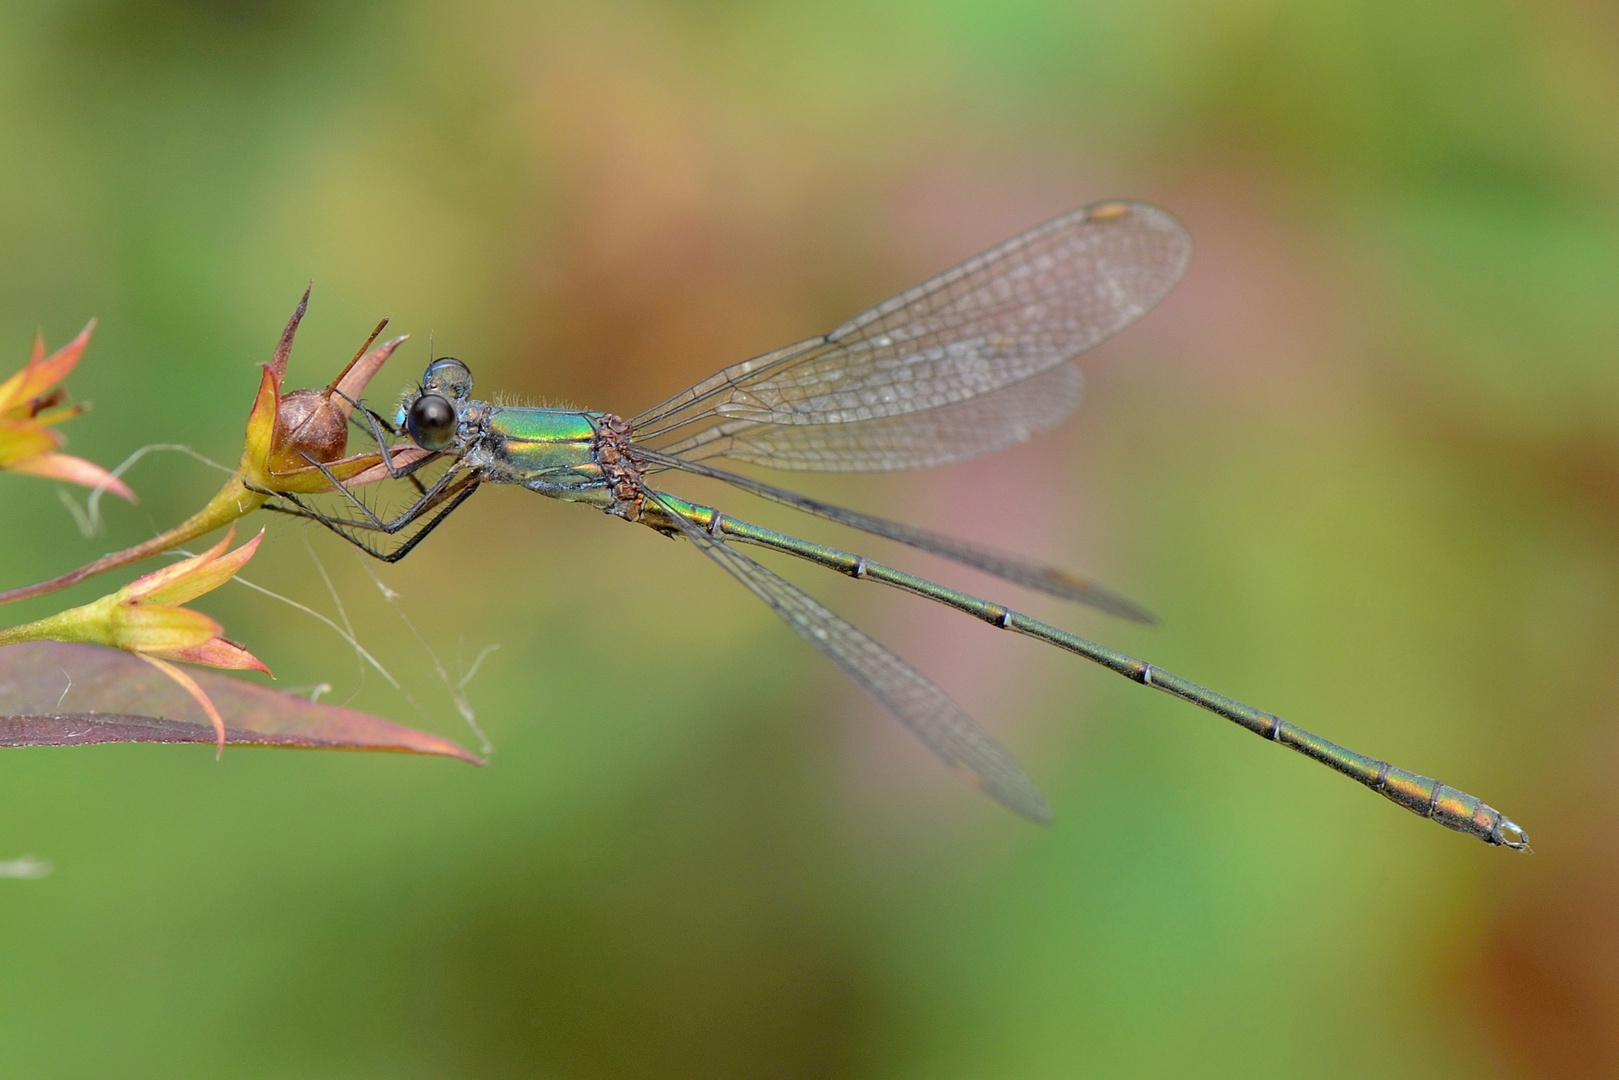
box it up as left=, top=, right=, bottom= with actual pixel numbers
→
left=661, top=362, right=1084, bottom=472
left=633, top=200, right=1188, bottom=446
left=644, top=488, right=1052, bottom=822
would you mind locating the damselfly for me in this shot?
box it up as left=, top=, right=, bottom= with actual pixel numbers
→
left=263, top=200, right=1527, bottom=849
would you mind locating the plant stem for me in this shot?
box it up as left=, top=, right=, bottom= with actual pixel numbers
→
left=0, top=474, right=265, bottom=606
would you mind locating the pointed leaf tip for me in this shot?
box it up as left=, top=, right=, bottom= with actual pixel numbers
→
left=122, top=524, right=238, bottom=603
left=328, top=328, right=407, bottom=411
left=270, top=286, right=311, bottom=381
left=161, top=637, right=271, bottom=675
left=4, top=453, right=135, bottom=501
left=144, top=527, right=261, bottom=607
left=139, top=654, right=226, bottom=754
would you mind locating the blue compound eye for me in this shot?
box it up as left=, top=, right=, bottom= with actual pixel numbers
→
left=406, top=393, right=457, bottom=451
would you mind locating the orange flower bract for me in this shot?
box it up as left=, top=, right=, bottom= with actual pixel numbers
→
left=0, top=324, right=134, bottom=501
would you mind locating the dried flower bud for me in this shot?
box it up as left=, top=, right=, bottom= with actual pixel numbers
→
left=270, top=387, right=350, bottom=472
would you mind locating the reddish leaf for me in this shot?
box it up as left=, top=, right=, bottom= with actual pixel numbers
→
left=0, top=641, right=481, bottom=763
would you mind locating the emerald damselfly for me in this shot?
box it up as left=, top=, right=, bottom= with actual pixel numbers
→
left=265, top=200, right=1527, bottom=849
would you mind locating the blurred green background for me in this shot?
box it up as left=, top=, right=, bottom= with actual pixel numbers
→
left=1, top=0, right=1615, bottom=1075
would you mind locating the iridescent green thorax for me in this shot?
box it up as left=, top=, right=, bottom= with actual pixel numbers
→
left=481, top=407, right=603, bottom=484
left=468, top=406, right=643, bottom=519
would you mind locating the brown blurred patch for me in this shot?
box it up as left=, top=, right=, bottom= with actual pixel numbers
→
left=1389, top=367, right=1619, bottom=536
left=1475, top=818, right=1619, bottom=1079
left=1388, top=365, right=1619, bottom=1078
left=500, top=14, right=834, bottom=414
left=1382, top=358, right=1619, bottom=1078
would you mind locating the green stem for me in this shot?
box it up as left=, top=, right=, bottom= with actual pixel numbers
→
left=0, top=597, right=114, bottom=646
left=0, top=474, right=265, bottom=606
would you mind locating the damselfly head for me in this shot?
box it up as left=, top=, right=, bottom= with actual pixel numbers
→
left=421, top=357, right=473, bottom=401
left=400, top=357, right=474, bottom=451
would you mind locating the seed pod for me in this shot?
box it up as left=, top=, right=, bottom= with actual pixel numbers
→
left=270, top=387, right=349, bottom=471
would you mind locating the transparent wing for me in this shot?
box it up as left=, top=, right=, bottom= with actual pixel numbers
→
left=632, top=200, right=1189, bottom=452
left=658, top=362, right=1084, bottom=471
left=634, top=444, right=1154, bottom=623
left=643, top=487, right=1053, bottom=822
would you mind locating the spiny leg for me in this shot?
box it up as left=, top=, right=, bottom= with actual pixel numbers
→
left=348, top=401, right=402, bottom=439
left=258, top=477, right=481, bottom=562
left=297, top=452, right=465, bottom=533
left=258, top=460, right=478, bottom=534
left=248, top=456, right=477, bottom=535
left=339, top=404, right=429, bottom=496
left=329, top=387, right=428, bottom=482
left=332, top=479, right=481, bottom=563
